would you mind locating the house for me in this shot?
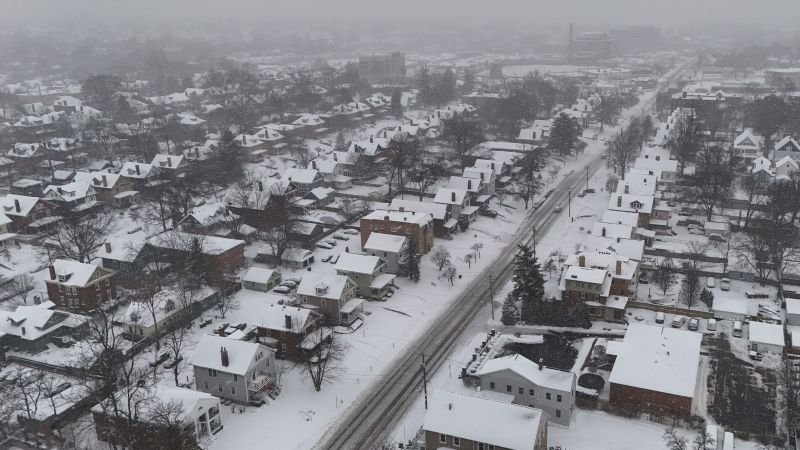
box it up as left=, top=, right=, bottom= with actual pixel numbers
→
left=787, top=299, right=800, bottom=326
left=282, top=168, right=324, bottom=194
left=42, top=181, right=101, bottom=214
left=772, top=135, right=800, bottom=162
left=609, top=324, right=701, bottom=416
left=93, top=385, right=222, bottom=450
left=633, top=156, right=678, bottom=187
left=732, top=129, right=761, bottom=161
left=122, top=291, right=182, bottom=339
left=151, top=154, right=188, bottom=178
left=241, top=267, right=282, bottom=292
left=591, top=222, right=634, bottom=241
left=751, top=156, right=774, bottom=183
left=0, top=195, right=59, bottom=234
left=434, top=188, right=475, bottom=223
left=146, top=232, right=245, bottom=288
left=423, top=390, right=549, bottom=450
left=97, top=239, right=148, bottom=285
left=44, top=260, right=117, bottom=312
left=191, top=334, right=277, bottom=405
left=476, top=354, right=576, bottom=426
left=335, top=252, right=394, bottom=299
left=120, top=162, right=158, bottom=187
left=295, top=272, right=360, bottom=325
left=280, top=248, right=314, bottom=269
left=463, top=167, right=497, bottom=196
left=253, top=303, right=322, bottom=359
left=388, top=199, right=455, bottom=237
left=360, top=209, right=434, bottom=255
left=560, top=251, right=638, bottom=318
left=363, top=232, right=407, bottom=274
left=72, top=171, right=137, bottom=207
left=616, top=174, right=658, bottom=197
left=581, top=235, right=645, bottom=262
left=225, top=179, right=298, bottom=231
left=0, top=301, right=85, bottom=353
left=601, top=209, right=642, bottom=228
left=775, top=155, right=799, bottom=180
left=748, top=322, right=784, bottom=354
left=607, top=194, right=654, bottom=228
left=177, top=201, right=229, bottom=234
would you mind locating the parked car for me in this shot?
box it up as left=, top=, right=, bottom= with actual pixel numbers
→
left=285, top=276, right=301, bottom=283
left=584, top=188, right=596, bottom=194
left=655, top=312, right=665, bottom=324
left=316, top=242, right=333, bottom=250
left=342, top=229, right=359, bottom=235
left=749, top=350, right=764, bottom=361
left=706, top=277, right=716, bottom=288
left=533, top=200, right=544, bottom=210
left=330, top=254, right=340, bottom=264
left=708, top=233, right=726, bottom=243
left=479, top=209, right=498, bottom=218
left=553, top=205, right=562, bottom=214
left=324, top=239, right=337, bottom=247
left=333, top=233, right=348, bottom=240
left=280, top=280, right=298, bottom=289
left=671, top=315, right=686, bottom=328
left=720, top=278, right=731, bottom=291
left=707, top=318, right=717, bottom=331
left=149, top=353, right=171, bottom=368
left=577, top=191, right=586, bottom=198
left=272, top=286, right=291, bottom=294
left=688, top=318, right=700, bottom=331
left=321, top=255, right=332, bottom=262
left=688, top=228, right=704, bottom=235
left=732, top=320, right=743, bottom=337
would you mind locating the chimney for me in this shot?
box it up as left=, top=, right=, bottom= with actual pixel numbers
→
left=312, top=161, right=317, bottom=169
left=135, top=164, right=140, bottom=175
left=451, top=192, right=456, bottom=202
left=491, top=162, right=495, bottom=171
left=655, top=155, right=661, bottom=161
left=624, top=184, right=629, bottom=194
left=399, top=207, right=405, bottom=212
left=601, top=227, right=606, bottom=237
left=242, top=135, right=247, bottom=145
left=468, top=179, right=473, bottom=189
left=14, top=199, right=20, bottom=213
left=448, top=402, right=452, bottom=410
left=105, top=242, right=112, bottom=253
left=220, top=347, right=229, bottom=367
left=480, top=172, right=484, bottom=181
left=370, top=136, right=373, bottom=143
left=284, top=314, right=292, bottom=329
left=538, top=358, right=544, bottom=371
left=578, top=255, right=585, bottom=267
left=617, top=195, right=622, bottom=207
left=48, top=265, right=56, bottom=280
left=384, top=215, right=390, bottom=221
left=615, top=260, right=622, bottom=275
left=57, top=187, right=63, bottom=195
left=20, top=326, right=25, bottom=336
left=196, top=147, right=200, bottom=157
left=333, top=153, right=338, bottom=161
left=167, top=157, right=172, bottom=167
left=258, top=181, right=264, bottom=191
left=102, top=174, right=108, bottom=187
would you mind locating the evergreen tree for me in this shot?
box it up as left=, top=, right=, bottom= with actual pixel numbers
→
left=416, top=66, right=433, bottom=105
left=334, top=131, right=348, bottom=153
left=390, top=88, right=403, bottom=118
left=548, top=113, right=582, bottom=156
left=461, top=69, right=476, bottom=95
left=509, top=245, right=545, bottom=323
left=501, top=295, right=520, bottom=325
left=399, top=240, right=420, bottom=283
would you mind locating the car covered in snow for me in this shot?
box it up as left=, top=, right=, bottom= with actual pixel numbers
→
left=720, top=278, right=731, bottom=291
left=316, top=241, right=333, bottom=249
left=273, top=286, right=291, bottom=294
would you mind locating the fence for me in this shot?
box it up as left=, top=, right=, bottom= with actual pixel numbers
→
left=626, top=300, right=714, bottom=319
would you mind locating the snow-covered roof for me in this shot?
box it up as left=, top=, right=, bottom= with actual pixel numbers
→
left=97, top=238, right=145, bottom=262
left=242, top=267, right=277, bottom=284
left=296, top=272, right=352, bottom=300
left=348, top=138, right=388, bottom=156
left=254, top=303, right=313, bottom=332
left=190, top=334, right=267, bottom=375
left=616, top=174, right=657, bottom=196
left=283, top=168, right=320, bottom=184
left=591, top=222, right=633, bottom=240
left=712, top=297, right=747, bottom=315
left=566, top=250, right=637, bottom=280
left=476, top=354, right=575, bottom=392
left=633, top=156, right=678, bottom=174
left=335, top=253, right=383, bottom=275
left=608, top=194, right=654, bottom=214
left=734, top=130, right=761, bottom=149
left=43, top=181, right=95, bottom=203
left=364, top=232, right=407, bottom=253
left=473, top=159, right=506, bottom=176
left=581, top=235, right=645, bottom=262
left=147, top=231, right=243, bottom=255
left=363, top=209, right=433, bottom=226
left=434, top=188, right=468, bottom=205
left=447, top=176, right=481, bottom=193
left=423, top=390, right=544, bottom=450
left=601, top=209, right=640, bottom=227
left=609, top=324, right=701, bottom=398
left=120, top=162, right=156, bottom=179
left=50, top=259, right=104, bottom=287
left=72, top=171, right=124, bottom=190
left=122, top=292, right=180, bottom=328
left=93, top=385, right=218, bottom=423
left=563, top=265, right=609, bottom=285
left=775, top=135, right=800, bottom=152
left=748, top=322, right=785, bottom=347
left=0, top=194, right=40, bottom=217
left=787, top=298, right=800, bottom=316
left=281, top=248, right=313, bottom=262
left=0, top=302, right=81, bottom=341
left=388, top=199, right=448, bottom=220
left=775, top=155, right=799, bottom=170
left=151, top=153, right=185, bottom=169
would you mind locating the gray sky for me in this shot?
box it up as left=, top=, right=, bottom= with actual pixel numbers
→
left=3, top=0, right=799, bottom=35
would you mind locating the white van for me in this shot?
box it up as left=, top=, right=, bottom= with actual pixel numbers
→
left=732, top=320, right=743, bottom=338
left=655, top=312, right=665, bottom=324
left=707, top=318, right=717, bottom=331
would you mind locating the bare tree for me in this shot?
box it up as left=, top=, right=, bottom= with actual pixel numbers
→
left=439, top=262, right=458, bottom=286
left=608, top=127, right=639, bottom=179
left=655, top=258, right=677, bottom=295
left=668, top=115, right=702, bottom=176
left=662, top=426, right=688, bottom=450
left=512, top=152, right=543, bottom=209
left=687, top=145, right=734, bottom=221
left=471, top=243, right=483, bottom=259
left=51, top=213, right=116, bottom=263
left=384, top=132, right=419, bottom=198
left=463, top=253, right=475, bottom=269
left=737, top=174, right=764, bottom=231
left=430, top=246, right=452, bottom=271
left=441, top=115, right=484, bottom=168
left=302, top=328, right=346, bottom=392
left=679, top=242, right=708, bottom=309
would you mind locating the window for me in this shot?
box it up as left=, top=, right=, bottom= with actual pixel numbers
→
left=506, top=385, right=511, bottom=393
left=478, top=444, right=485, bottom=450
left=518, top=387, right=523, bottom=395
left=557, top=394, right=562, bottom=402
left=546, top=393, right=551, bottom=400
left=489, top=381, right=495, bottom=389
left=529, top=389, right=535, bottom=396
left=233, top=375, right=238, bottom=382
left=203, top=381, right=208, bottom=389
left=439, top=434, right=446, bottom=444
left=231, top=386, right=236, bottom=395
left=217, top=384, right=222, bottom=392
left=556, top=410, right=562, bottom=418
left=208, top=369, right=217, bottom=377
left=453, top=436, right=460, bottom=447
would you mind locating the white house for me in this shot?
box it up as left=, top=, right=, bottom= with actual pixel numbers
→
left=363, top=232, right=407, bottom=274
left=241, top=267, right=282, bottom=292
left=748, top=321, right=784, bottom=354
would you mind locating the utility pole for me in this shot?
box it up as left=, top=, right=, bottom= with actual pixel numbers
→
left=489, top=274, right=495, bottom=320
left=585, top=167, right=589, bottom=191
left=568, top=189, right=571, bottom=217
left=421, top=354, right=428, bottom=410
left=532, top=226, right=537, bottom=254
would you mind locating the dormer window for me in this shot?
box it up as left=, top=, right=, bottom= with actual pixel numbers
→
left=630, top=200, right=643, bottom=210
left=57, top=273, right=71, bottom=282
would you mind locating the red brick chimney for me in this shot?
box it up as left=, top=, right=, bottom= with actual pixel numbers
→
left=48, top=265, right=56, bottom=280
left=615, top=260, right=622, bottom=276
left=617, top=195, right=622, bottom=207
left=220, top=347, right=229, bottom=367
left=284, top=314, right=292, bottom=329
left=105, top=242, right=112, bottom=253
left=102, top=174, right=107, bottom=187
left=14, top=199, right=20, bottom=213
left=578, top=255, right=585, bottom=267
left=451, top=191, right=456, bottom=202
left=135, top=164, right=140, bottom=175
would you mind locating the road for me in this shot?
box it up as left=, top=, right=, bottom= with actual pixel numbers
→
left=316, top=70, right=682, bottom=450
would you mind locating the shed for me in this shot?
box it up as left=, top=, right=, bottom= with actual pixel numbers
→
left=786, top=299, right=800, bottom=326
left=241, top=267, right=282, bottom=292
left=712, top=298, right=747, bottom=321
left=748, top=321, right=784, bottom=354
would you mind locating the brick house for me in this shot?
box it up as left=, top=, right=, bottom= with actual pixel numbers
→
left=423, top=390, right=549, bottom=450
left=145, top=232, right=245, bottom=288
left=360, top=209, right=434, bottom=255
left=388, top=199, right=456, bottom=237
left=254, top=304, right=321, bottom=359
left=559, top=251, right=637, bottom=320
left=72, top=171, right=137, bottom=207
left=608, top=324, right=701, bottom=417
left=0, top=195, right=59, bottom=234
left=44, top=259, right=117, bottom=312
left=225, top=179, right=298, bottom=232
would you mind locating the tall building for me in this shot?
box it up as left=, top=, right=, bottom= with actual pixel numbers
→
left=571, top=32, right=615, bottom=64
left=488, top=62, right=504, bottom=79
left=609, top=26, right=661, bottom=53
left=358, top=52, right=406, bottom=83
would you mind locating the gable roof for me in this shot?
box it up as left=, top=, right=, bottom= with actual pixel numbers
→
left=50, top=259, right=103, bottom=287
left=335, top=252, right=383, bottom=275
left=364, top=232, right=407, bottom=253
left=296, top=272, right=352, bottom=300
left=242, top=267, right=277, bottom=284
left=734, top=129, right=761, bottom=149
left=120, top=162, right=156, bottom=179
left=0, top=195, right=40, bottom=217
left=151, top=153, right=185, bottom=169
left=43, top=181, right=95, bottom=202
left=388, top=199, right=448, bottom=221
left=775, top=135, right=800, bottom=152
left=476, top=354, right=575, bottom=392
left=72, top=171, right=124, bottom=190
left=253, top=303, right=313, bottom=332
left=190, top=334, right=267, bottom=375
left=283, top=168, right=320, bottom=184
left=147, top=231, right=243, bottom=256
left=434, top=188, right=468, bottom=205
